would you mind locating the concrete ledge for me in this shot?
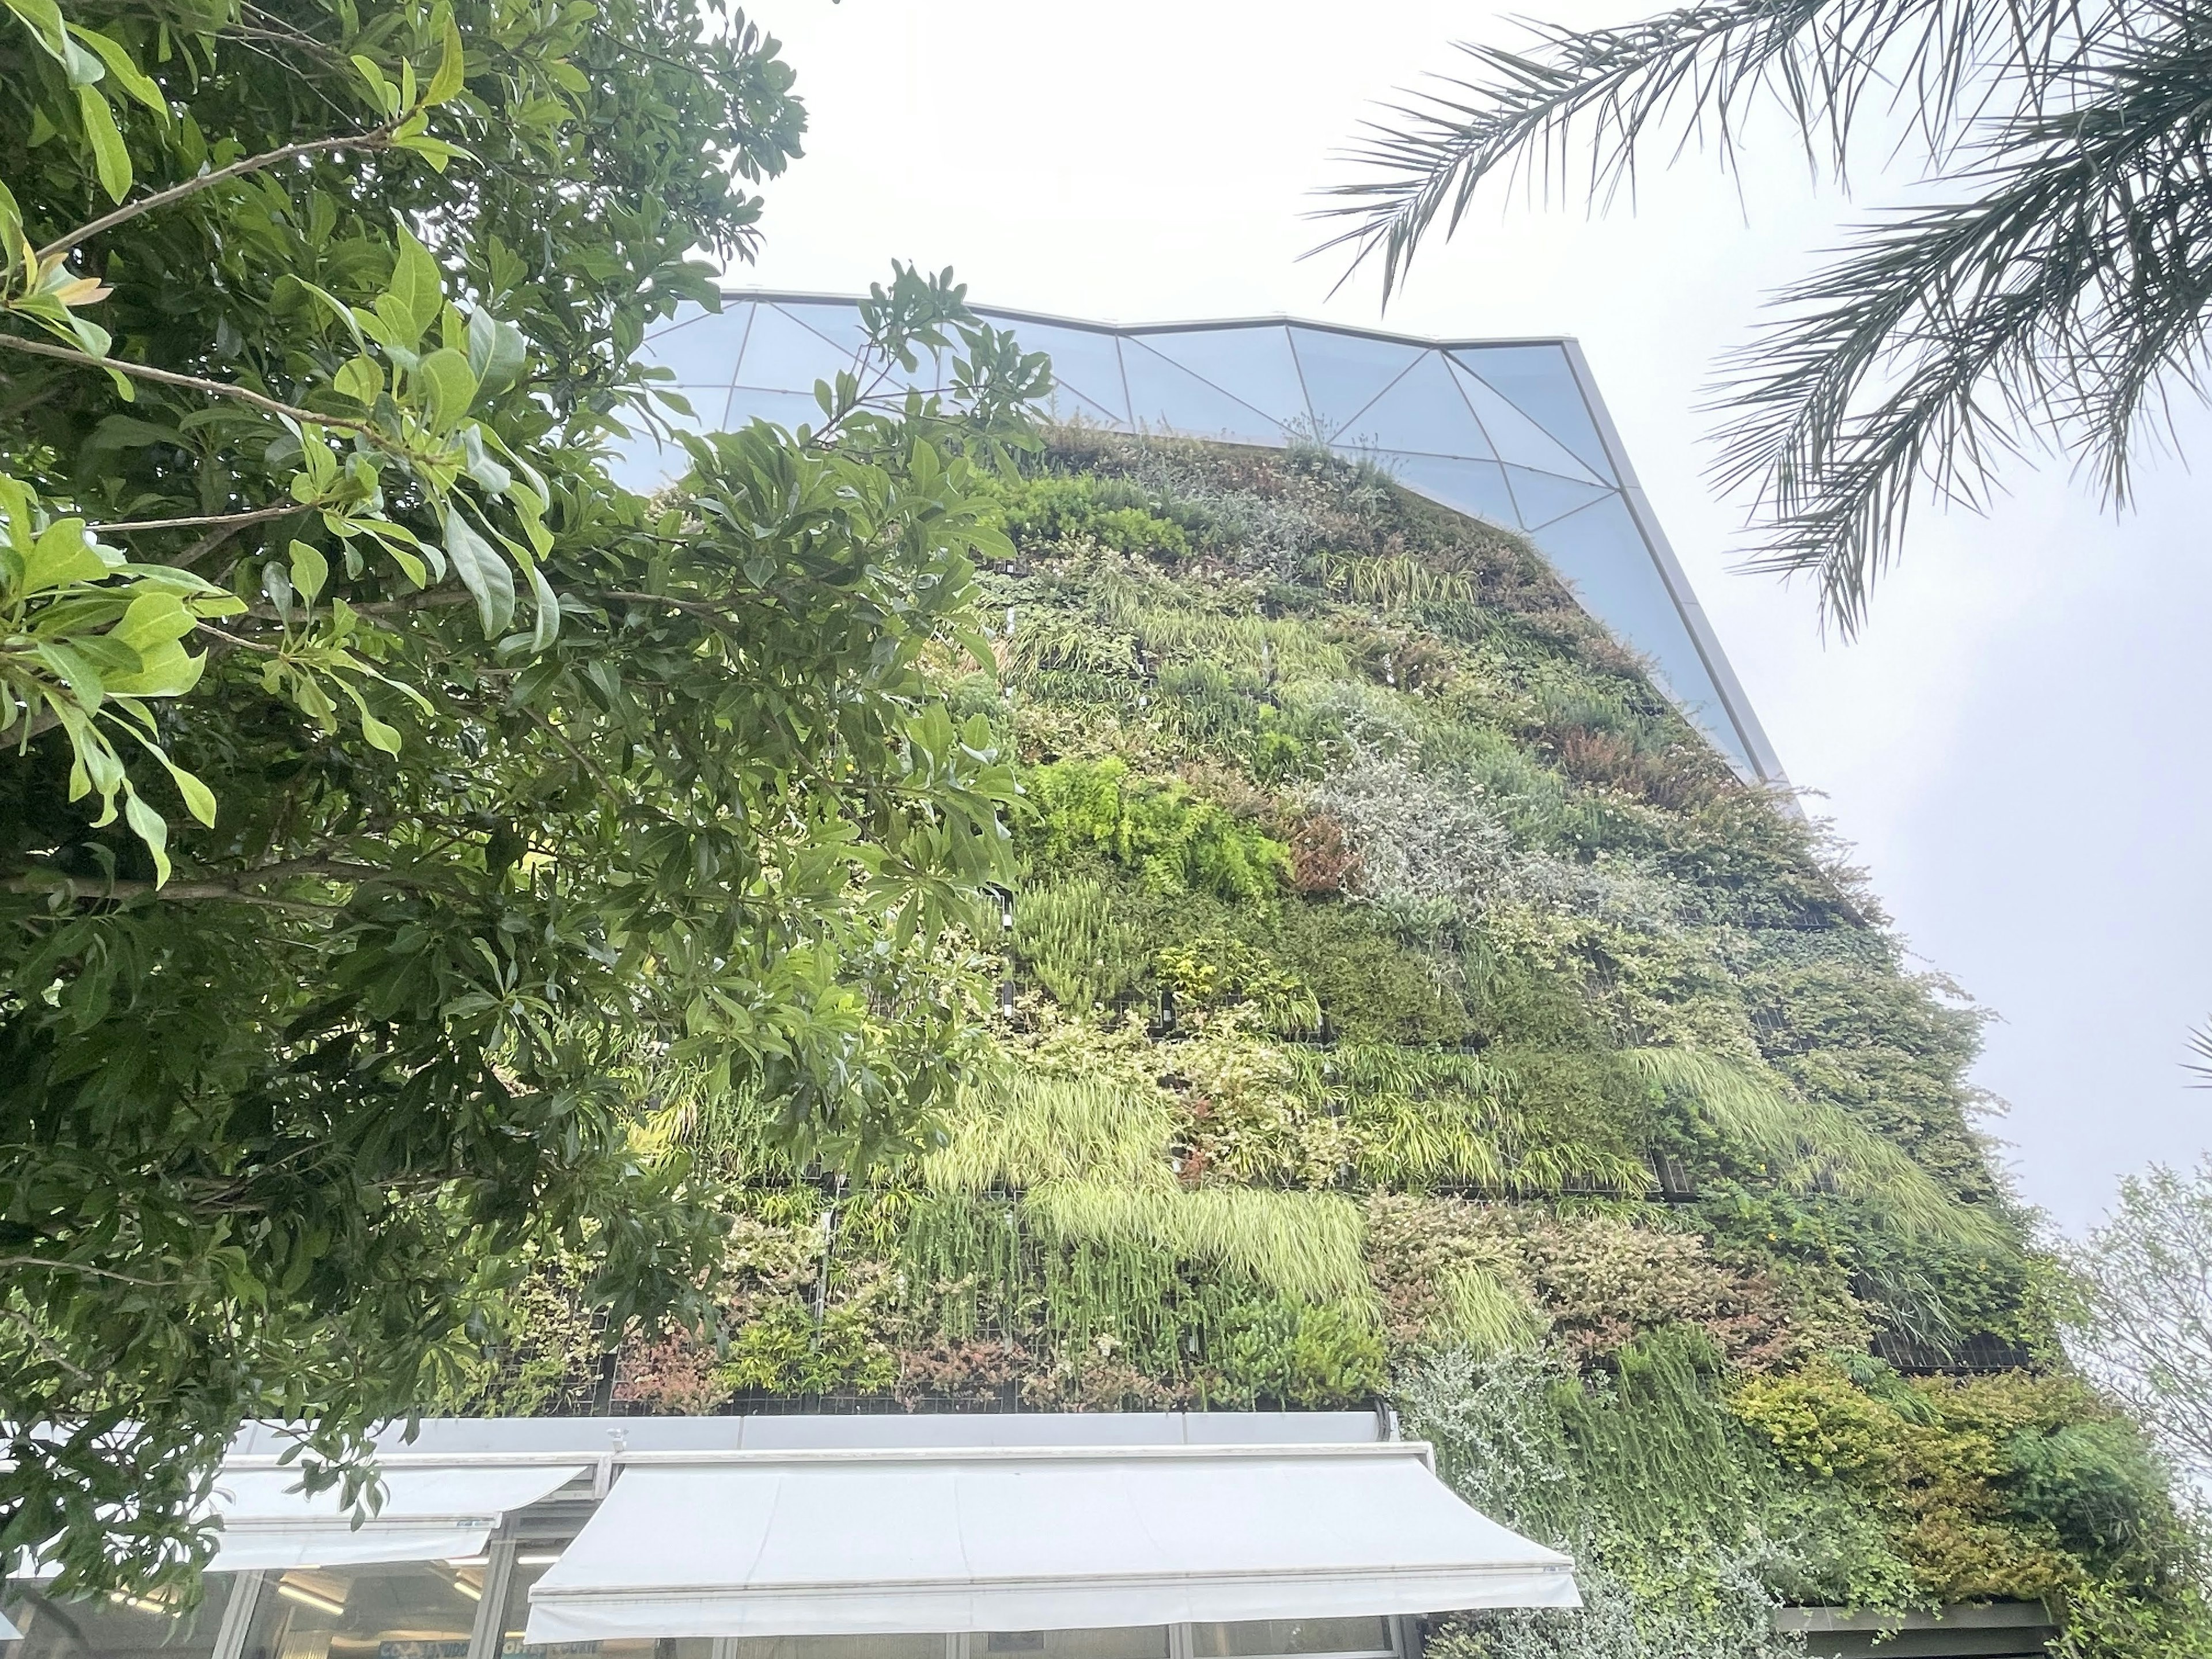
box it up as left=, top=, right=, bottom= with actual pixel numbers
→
left=1774, top=1602, right=2054, bottom=1659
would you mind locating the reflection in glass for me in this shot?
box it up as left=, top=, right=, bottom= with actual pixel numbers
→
left=2, top=1577, right=235, bottom=1659
left=1190, top=1619, right=1391, bottom=1657
left=238, top=1562, right=481, bottom=1659
left=731, top=1641, right=943, bottom=1659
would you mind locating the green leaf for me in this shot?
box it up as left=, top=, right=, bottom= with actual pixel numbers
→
left=466, top=308, right=528, bottom=399
left=526, top=559, right=559, bottom=652
left=387, top=230, right=445, bottom=347
left=22, top=517, right=104, bottom=593
left=333, top=355, right=382, bottom=406
left=75, top=86, right=132, bottom=202
left=121, top=787, right=171, bottom=884
left=69, top=26, right=169, bottom=118
left=426, top=6, right=467, bottom=106
left=443, top=506, right=513, bottom=637
left=289, top=540, right=329, bottom=608
left=2, top=0, right=70, bottom=60
left=416, top=347, right=476, bottom=433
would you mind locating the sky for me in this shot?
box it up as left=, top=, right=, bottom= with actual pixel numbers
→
left=728, top=0, right=2212, bottom=1235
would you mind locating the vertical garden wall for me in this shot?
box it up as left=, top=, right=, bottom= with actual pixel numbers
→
left=445, top=433, right=2209, bottom=1659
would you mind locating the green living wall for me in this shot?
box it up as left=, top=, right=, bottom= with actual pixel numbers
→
left=443, top=434, right=2207, bottom=1659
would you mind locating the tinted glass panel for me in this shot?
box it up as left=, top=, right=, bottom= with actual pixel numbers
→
left=1447, top=360, right=1604, bottom=484
left=639, top=305, right=754, bottom=398
left=1190, top=1620, right=1389, bottom=1657
left=1286, top=329, right=1421, bottom=440
left=733, top=305, right=857, bottom=395
left=1447, top=346, right=1613, bottom=481
left=1523, top=496, right=1749, bottom=772
left=994, top=323, right=1130, bottom=425
left=494, top=1555, right=708, bottom=1659
left=1131, top=327, right=1310, bottom=430
left=1120, top=342, right=1288, bottom=445
left=1499, top=466, right=1614, bottom=529
left=3, top=1577, right=235, bottom=1659
left=1367, top=451, right=1521, bottom=532
left=1330, top=352, right=1491, bottom=461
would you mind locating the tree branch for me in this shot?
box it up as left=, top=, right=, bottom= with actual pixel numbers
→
left=0, top=334, right=378, bottom=439
left=99, top=502, right=305, bottom=535
left=36, top=126, right=398, bottom=264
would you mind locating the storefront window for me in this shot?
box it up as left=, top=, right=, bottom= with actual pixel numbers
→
left=2, top=1577, right=236, bottom=1659
left=492, top=1555, right=708, bottom=1659
left=1189, top=1622, right=1391, bottom=1658
left=238, top=1563, right=483, bottom=1659
left=979, top=1633, right=1165, bottom=1659
left=729, top=1642, right=945, bottom=1659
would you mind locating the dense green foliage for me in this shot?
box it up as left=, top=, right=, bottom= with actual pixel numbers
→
left=480, top=434, right=2208, bottom=1656
left=0, top=0, right=1044, bottom=1596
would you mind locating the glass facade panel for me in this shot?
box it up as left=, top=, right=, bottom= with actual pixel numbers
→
left=1446, top=361, right=1603, bottom=485
left=1523, top=496, right=1750, bottom=774
left=1130, top=327, right=1310, bottom=430
left=980, top=1632, right=1165, bottom=1659
left=492, top=1557, right=707, bottom=1659
left=2, top=1577, right=236, bottom=1659
left=1190, top=1620, right=1389, bottom=1658
left=770, top=301, right=873, bottom=357
left=1330, top=352, right=1492, bottom=461
left=1372, top=452, right=1522, bottom=533
left=239, top=1562, right=481, bottom=1659
left=995, top=323, right=1128, bottom=425
left=729, top=1641, right=942, bottom=1659
left=1285, top=328, right=1421, bottom=440
left=730, top=305, right=857, bottom=396
left=1120, top=342, right=1289, bottom=445
left=1499, top=466, right=1614, bottom=530
left=1448, top=346, right=1613, bottom=482
left=641, top=304, right=753, bottom=400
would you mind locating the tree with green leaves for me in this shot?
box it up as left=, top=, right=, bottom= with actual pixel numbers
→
left=1, top=0, right=1047, bottom=1596
left=1318, top=0, right=2212, bottom=633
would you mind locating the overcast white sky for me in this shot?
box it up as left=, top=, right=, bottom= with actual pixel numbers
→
left=733, top=0, right=2212, bottom=1234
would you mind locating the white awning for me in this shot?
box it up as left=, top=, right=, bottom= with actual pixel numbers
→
left=209, top=1463, right=585, bottom=1573
left=1, top=1608, right=19, bottom=1639
left=525, top=1444, right=1577, bottom=1641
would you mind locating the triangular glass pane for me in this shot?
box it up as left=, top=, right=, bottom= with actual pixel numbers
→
left=736, top=302, right=863, bottom=395
left=1448, top=360, right=1607, bottom=485
left=1134, top=325, right=1312, bottom=429
left=1502, top=466, right=1615, bottom=529
left=1520, top=497, right=1750, bottom=772
left=1289, top=327, right=1425, bottom=440
left=724, top=387, right=835, bottom=433
left=1122, top=338, right=1293, bottom=444
left=641, top=302, right=754, bottom=396
left=1363, top=450, right=1522, bottom=532
left=1330, top=351, right=1494, bottom=462
left=771, top=298, right=873, bottom=356
left=997, top=320, right=1131, bottom=425
left=1450, top=344, right=1615, bottom=482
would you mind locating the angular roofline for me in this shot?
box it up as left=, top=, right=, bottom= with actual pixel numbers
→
left=708, top=289, right=1790, bottom=793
